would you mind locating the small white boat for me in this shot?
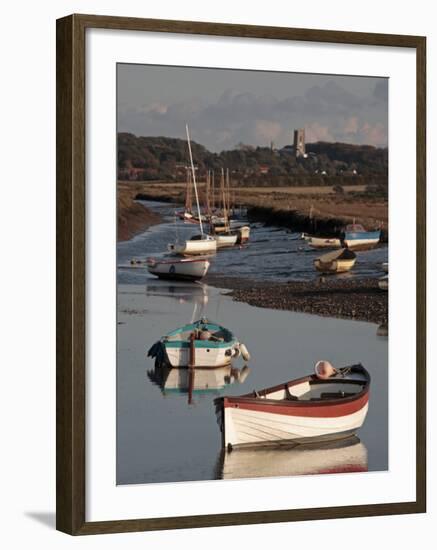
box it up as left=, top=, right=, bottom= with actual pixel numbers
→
left=236, top=225, right=250, bottom=244
left=382, top=262, right=389, bottom=273
left=342, top=224, right=381, bottom=250
left=307, top=236, right=342, bottom=249
left=148, top=318, right=251, bottom=369
left=169, top=234, right=217, bottom=255
left=378, top=275, right=388, bottom=291
left=146, top=256, right=210, bottom=281
left=215, top=363, right=370, bottom=450
left=314, top=248, right=357, bottom=274
left=214, top=233, right=238, bottom=248
left=219, top=436, right=368, bottom=479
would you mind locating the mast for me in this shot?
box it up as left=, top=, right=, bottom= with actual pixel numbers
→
left=205, top=170, right=211, bottom=216
left=185, top=124, right=204, bottom=236
left=211, top=170, right=215, bottom=211
left=221, top=168, right=229, bottom=231
left=226, top=168, right=231, bottom=221
left=185, top=168, right=192, bottom=212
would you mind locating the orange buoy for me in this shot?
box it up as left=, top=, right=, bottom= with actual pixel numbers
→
left=314, top=360, right=336, bottom=379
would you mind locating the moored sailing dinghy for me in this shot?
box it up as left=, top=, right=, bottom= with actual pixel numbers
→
left=215, top=363, right=370, bottom=450
left=169, top=125, right=217, bottom=255
left=148, top=318, right=251, bottom=368
left=146, top=255, right=210, bottom=281
left=342, top=224, right=381, bottom=250
left=314, top=248, right=357, bottom=274
left=211, top=168, right=238, bottom=248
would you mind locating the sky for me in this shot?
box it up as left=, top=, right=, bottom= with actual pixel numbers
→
left=117, top=64, right=388, bottom=152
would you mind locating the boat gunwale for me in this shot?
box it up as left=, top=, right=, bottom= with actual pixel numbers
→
left=218, top=366, right=370, bottom=409
left=163, top=319, right=237, bottom=349
left=147, top=256, right=211, bottom=265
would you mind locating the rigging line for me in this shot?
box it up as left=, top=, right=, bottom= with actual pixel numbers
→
left=185, top=124, right=204, bottom=236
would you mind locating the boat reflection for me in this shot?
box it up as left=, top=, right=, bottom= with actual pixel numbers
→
left=145, top=281, right=209, bottom=306
left=147, top=364, right=250, bottom=405
left=216, top=436, right=368, bottom=480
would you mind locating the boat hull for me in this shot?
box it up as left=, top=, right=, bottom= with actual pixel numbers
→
left=314, top=257, right=356, bottom=274
left=343, top=230, right=381, bottom=250
left=169, top=238, right=217, bottom=255
left=308, top=236, right=342, bottom=249
left=214, top=234, right=238, bottom=248
left=221, top=397, right=369, bottom=448
left=147, top=257, right=210, bottom=281
left=164, top=342, right=238, bottom=368
left=378, top=276, right=388, bottom=291
left=236, top=226, right=250, bottom=244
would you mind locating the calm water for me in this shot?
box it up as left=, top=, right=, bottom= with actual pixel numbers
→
left=117, top=209, right=388, bottom=484
left=117, top=200, right=388, bottom=284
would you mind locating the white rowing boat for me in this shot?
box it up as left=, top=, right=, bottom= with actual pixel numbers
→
left=314, top=248, right=357, bottom=274
left=215, top=363, right=370, bottom=450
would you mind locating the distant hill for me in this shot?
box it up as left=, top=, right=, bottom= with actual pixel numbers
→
left=118, top=133, right=388, bottom=187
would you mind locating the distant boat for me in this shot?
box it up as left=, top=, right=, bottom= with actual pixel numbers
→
left=210, top=168, right=239, bottom=248
left=214, top=233, right=238, bottom=248
left=148, top=318, right=251, bottom=369
left=214, top=363, right=370, bottom=450
left=307, top=235, right=342, bottom=249
left=218, top=436, right=368, bottom=479
left=314, top=248, right=357, bottom=274
left=236, top=225, right=250, bottom=244
left=378, top=275, right=388, bottom=291
left=342, top=224, right=381, bottom=250
left=169, top=234, right=217, bottom=255
left=146, top=256, right=210, bottom=281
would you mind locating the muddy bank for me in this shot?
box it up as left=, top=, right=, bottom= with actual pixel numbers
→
left=118, top=192, right=162, bottom=242
left=204, top=275, right=388, bottom=324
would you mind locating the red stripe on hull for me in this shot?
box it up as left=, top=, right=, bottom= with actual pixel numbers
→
left=223, top=391, right=369, bottom=418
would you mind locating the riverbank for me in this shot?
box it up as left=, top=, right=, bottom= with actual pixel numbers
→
left=118, top=185, right=162, bottom=241
left=123, top=180, right=388, bottom=240
left=204, top=275, right=388, bottom=324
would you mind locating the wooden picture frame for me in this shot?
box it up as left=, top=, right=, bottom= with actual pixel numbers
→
left=56, top=13, right=426, bottom=535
